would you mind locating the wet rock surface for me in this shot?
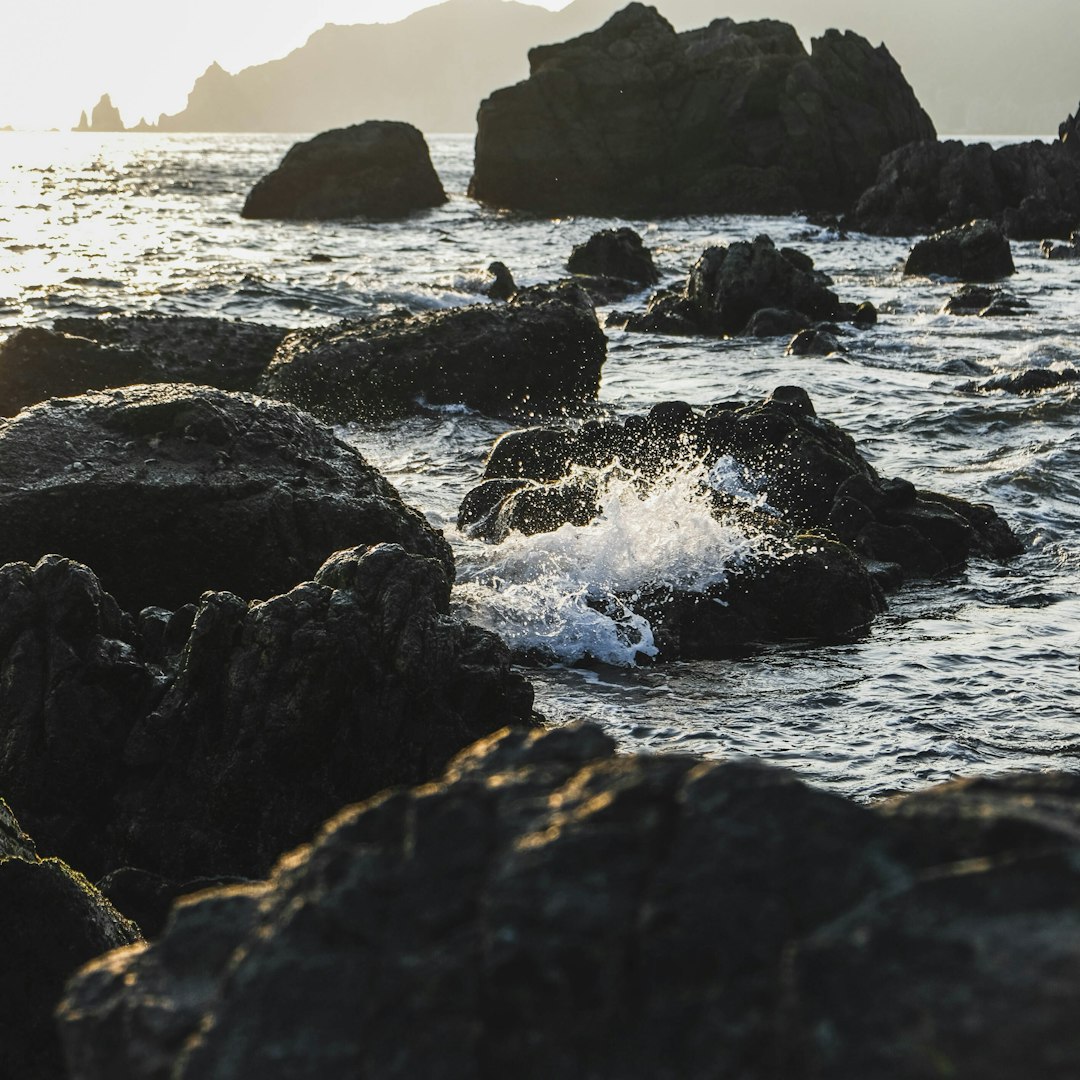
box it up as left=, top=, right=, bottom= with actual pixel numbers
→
left=241, top=121, right=446, bottom=220
left=942, top=284, right=1032, bottom=317
left=961, top=368, right=1080, bottom=395
left=57, top=723, right=1080, bottom=1080
left=0, top=545, right=533, bottom=888
left=0, top=797, right=138, bottom=1080
left=470, top=4, right=933, bottom=216
left=458, top=388, right=1020, bottom=658
left=0, top=316, right=286, bottom=416
left=609, top=236, right=861, bottom=337
left=0, top=383, right=450, bottom=611
left=567, top=227, right=659, bottom=284
left=904, top=219, right=1015, bottom=281
left=258, top=282, right=606, bottom=421
left=849, top=107, right=1080, bottom=238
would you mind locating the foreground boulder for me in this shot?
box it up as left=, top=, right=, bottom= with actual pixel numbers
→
left=849, top=105, right=1080, bottom=238
left=0, top=316, right=286, bottom=415
left=469, top=4, right=934, bottom=216
left=904, top=220, right=1015, bottom=281
left=0, top=384, right=449, bottom=611
left=457, top=388, right=1020, bottom=660
left=0, top=796, right=138, bottom=1080
left=0, top=547, right=533, bottom=888
left=258, top=282, right=606, bottom=421
left=241, top=120, right=446, bottom=220
left=609, top=236, right=855, bottom=337
left=58, top=723, right=1080, bottom=1079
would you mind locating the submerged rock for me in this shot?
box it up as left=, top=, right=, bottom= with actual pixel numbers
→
left=961, top=368, right=1080, bottom=395
left=904, top=219, right=1015, bottom=281
left=0, top=796, right=138, bottom=1080
left=0, top=384, right=449, bottom=611
left=457, top=389, right=1019, bottom=660
left=785, top=328, right=844, bottom=356
left=470, top=4, right=933, bottom=216
left=0, top=316, right=286, bottom=415
left=241, top=120, right=446, bottom=220
left=258, top=282, right=606, bottom=421
left=0, top=547, right=533, bottom=887
left=610, top=236, right=859, bottom=337
left=58, top=723, right=1080, bottom=1080
left=849, top=107, right=1080, bottom=238
left=943, top=284, right=1032, bottom=317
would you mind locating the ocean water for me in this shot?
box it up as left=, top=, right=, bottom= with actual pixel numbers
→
left=1, top=131, right=1077, bottom=799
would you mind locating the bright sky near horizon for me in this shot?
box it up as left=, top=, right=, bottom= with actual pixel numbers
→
left=0, top=0, right=566, bottom=130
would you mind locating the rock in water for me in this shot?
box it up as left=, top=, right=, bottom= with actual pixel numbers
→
left=0, top=384, right=451, bottom=611
left=0, top=796, right=138, bottom=1080
left=469, top=4, right=933, bottom=216
left=849, top=105, right=1080, bottom=238
left=0, top=548, right=534, bottom=885
left=0, top=316, right=287, bottom=415
left=241, top=121, right=446, bottom=220
left=57, top=724, right=1080, bottom=1079
left=904, top=220, right=1015, bottom=281
left=567, top=227, right=659, bottom=284
left=258, top=282, right=606, bottom=421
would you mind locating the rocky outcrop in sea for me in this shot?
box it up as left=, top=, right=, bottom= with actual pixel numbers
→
left=469, top=3, right=934, bottom=216
left=56, top=722, right=1080, bottom=1079
left=241, top=121, right=447, bottom=220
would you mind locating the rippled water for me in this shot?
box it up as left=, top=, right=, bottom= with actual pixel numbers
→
left=2, top=131, right=1078, bottom=798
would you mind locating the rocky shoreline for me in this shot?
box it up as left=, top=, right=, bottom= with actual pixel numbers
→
left=3, top=4, right=1080, bottom=1076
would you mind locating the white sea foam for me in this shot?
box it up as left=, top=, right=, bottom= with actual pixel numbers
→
left=453, top=457, right=787, bottom=666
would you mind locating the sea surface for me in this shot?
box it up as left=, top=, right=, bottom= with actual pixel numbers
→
left=1, top=131, right=1077, bottom=799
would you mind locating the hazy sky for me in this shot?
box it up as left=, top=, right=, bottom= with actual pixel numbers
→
left=0, top=0, right=566, bottom=129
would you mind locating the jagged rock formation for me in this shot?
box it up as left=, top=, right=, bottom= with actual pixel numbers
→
left=258, top=282, right=606, bottom=422
left=241, top=122, right=446, bottom=220
left=457, top=387, right=1020, bottom=659
left=0, top=547, right=533, bottom=887
left=72, top=94, right=125, bottom=133
left=904, top=220, right=1016, bottom=281
left=0, top=316, right=286, bottom=415
left=469, top=4, right=934, bottom=215
left=0, top=796, right=138, bottom=1080
left=57, top=723, right=1080, bottom=1079
left=849, top=103, right=1080, bottom=238
left=0, top=384, right=451, bottom=611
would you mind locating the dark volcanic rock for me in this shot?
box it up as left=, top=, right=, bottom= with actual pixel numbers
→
left=57, top=725, right=1080, bottom=1080
left=962, top=368, right=1080, bottom=395
left=610, top=236, right=849, bottom=337
left=0, top=384, right=451, bottom=611
left=904, top=219, right=1015, bottom=281
left=850, top=109, right=1080, bottom=238
left=0, top=797, right=138, bottom=1080
left=258, top=282, right=606, bottom=421
left=0, top=316, right=286, bottom=415
left=241, top=120, right=446, bottom=219
left=459, top=389, right=1020, bottom=659
left=0, top=546, right=533, bottom=885
left=942, top=284, right=1031, bottom=317
left=567, top=227, right=659, bottom=284
left=470, top=4, right=934, bottom=216
left=785, top=328, right=844, bottom=356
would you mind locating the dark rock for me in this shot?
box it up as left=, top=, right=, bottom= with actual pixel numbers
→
left=0, top=796, right=137, bottom=1080
left=241, top=121, right=445, bottom=220
left=56, top=724, right=904, bottom=1079
left=0, top=384, right=450, bottom=611
left=1041, top=232, right=1080, bottom=259
left=849, top=115, right=1080, bottom=238
left=962, top=368, right=1080, bottom=395
left=470, top=4, right=934, bottom=216
left=904, top=219, right=1015, bottom=281
left=0, top=316, right=286, bottom=415
left=942, top=283, right=1031, bottom=317
left=485, top=260, right=517, bottom=301
left=567, top=227, right=659, bottom=284
left=0, top=546, right=534, bottom=884
left=58, top=727, right=1080, bottom=1080
left=743, top=307, right=812, bottom=338
left=258, top=282, right=606, bottom=421
left=785, top=328, right=844, bottom=356
left=851, top=301, right=878, bottom=327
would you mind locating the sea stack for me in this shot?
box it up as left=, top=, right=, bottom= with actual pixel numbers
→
left=469, top=3, right=934, bottom=216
